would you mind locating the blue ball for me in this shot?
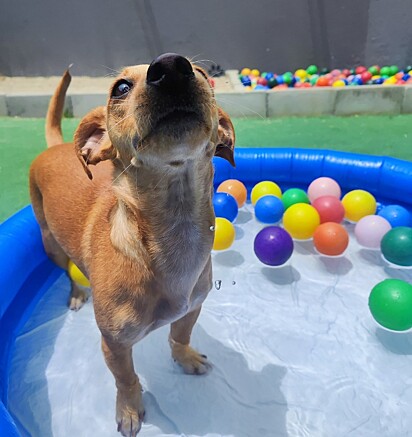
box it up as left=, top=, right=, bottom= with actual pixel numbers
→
left=378, top=205, right=411, bottom=228
left=402, top=73, right=411, bottom=81
left=241, top=76, right=252, bottom=86
left=254, top=84, right=268, bottom=90
left=255, top=195, right=284, bottom=224
left=265, top=72, right=274, bottom=80
left=213, top=192, right=238, bottom=222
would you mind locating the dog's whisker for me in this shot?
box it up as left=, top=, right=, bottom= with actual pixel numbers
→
left=216, top=96, right=266, bottom=120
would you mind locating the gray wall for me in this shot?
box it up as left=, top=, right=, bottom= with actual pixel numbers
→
left=1, top=0, right=411, bottom=77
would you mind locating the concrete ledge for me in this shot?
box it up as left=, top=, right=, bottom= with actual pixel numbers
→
left=71, top=93, right=106, bottom=117
left=2, top=85, right=412, bottom=118
left=268, top=88, right=337, bottom=117
left=216, top=92, right=267, bottom=118
left=6, top=94, right=72, bottom=117
left=334, top=86, right=404, bottom=115
left=0, top=95, right=7, bottom=116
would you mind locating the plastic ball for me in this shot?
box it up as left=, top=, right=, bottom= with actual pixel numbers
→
left=354, top=215, right=392, bottom=249
left=355, top=66, right=367, bottom=75
left=251, top=69, right=260, bottom=77
left=333, top=80, right=346, bottom=87
left=312, top=195, right=345, bottom=223
left=267, top=77, right=278, bottom=88
left=213, top=217, right=235, bottom=251
left=251, top=181, right=282, bottom=205
left=281, top=188, right=309, bottom=210
left=257, top=77, right=268, bottom=86
left=307, top=177, right=341, bottom=203
left=389, top=65, right=399, bottom=76
left=295, top=69, right=307, bottom=80
left=381, top=227, right=412, bottom=267
left=380, top=66, right=390, bottom=76
left=254, top=226, right=294, bottom=266
left=313, top=222, right=349, bottom=256
left=369, top=279, right=412, bottom=331
left=341, top=190, right=376, bottom=222
left=68, top=260, right=90, bottom=287
left=213, top=192, right=238, bottom=222
left=306, top=65, right=318, bottom=75
left=368, top=65, right=380, bottom=75
left=316, top=76, right=330, bottom=86
left=283, top=203, right=320, bottom=240
left=255, top=195, right=284, bottom=224
left=240, top=68, right=251, bottom=76
left=217, top=179, right=247, bottom=207
left=378, top=205, right=411, bottom=228
left=361, top=71, right=373, bottom=83
left=240, top=76, right=252, bottom=87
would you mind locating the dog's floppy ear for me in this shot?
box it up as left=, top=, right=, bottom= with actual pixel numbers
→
left=215, top=107, right=235, bottom=167
left=74, top=106, right=116, bottom=179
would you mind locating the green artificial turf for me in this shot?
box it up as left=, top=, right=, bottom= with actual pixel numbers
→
left=1, top=114, right=412, bottom=222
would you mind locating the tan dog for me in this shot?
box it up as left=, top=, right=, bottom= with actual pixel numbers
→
left=29, top=53, right=235, bottom=436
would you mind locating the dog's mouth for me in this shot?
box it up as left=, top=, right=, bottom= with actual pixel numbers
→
left=153, top=107, right=202, bottom=130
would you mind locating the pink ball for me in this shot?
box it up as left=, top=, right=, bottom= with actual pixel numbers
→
left=354, top=215, right=392, bottom=249
left=308, top=177, right=342, bottom=203
left=312, top=195, right=345, bottom=223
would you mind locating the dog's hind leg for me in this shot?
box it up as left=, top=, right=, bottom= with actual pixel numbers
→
left=31, top=183, right=88, bottom=310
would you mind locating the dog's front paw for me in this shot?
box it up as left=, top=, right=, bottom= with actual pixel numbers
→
left=169, top=338, right=211, bottom=375
left=116, top=386, right=145, bottom=437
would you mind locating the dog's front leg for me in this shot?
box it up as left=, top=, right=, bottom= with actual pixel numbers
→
left=169, top=256, right=213, bottom=375
left=102, top=336, right=145, bottom=436
left=169, top=307, right=210, bottom=374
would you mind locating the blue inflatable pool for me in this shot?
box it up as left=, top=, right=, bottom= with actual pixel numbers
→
left=1, top=148, right=412, bottom=435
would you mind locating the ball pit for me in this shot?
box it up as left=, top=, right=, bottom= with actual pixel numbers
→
left=239, top=63, right=412, bottom=90
left=3, top=148, right=412, bottom=436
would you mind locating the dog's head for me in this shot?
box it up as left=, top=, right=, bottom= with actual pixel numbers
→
left=74, top=53, right=235, bottom=179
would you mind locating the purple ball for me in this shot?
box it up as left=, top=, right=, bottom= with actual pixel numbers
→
left=254, top=226, right=294, bottom=266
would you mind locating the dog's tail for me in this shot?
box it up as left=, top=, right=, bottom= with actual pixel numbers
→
left=45, top=65, right=72, bottom=148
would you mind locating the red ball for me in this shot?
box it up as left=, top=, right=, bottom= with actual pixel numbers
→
left=312, top=195, right=345, bottom=224
left=342, top=69, right=351, bottom=77
left=257, top=77, right=268, bottom=86
left=361, top=71, right=372, bottom=83
left=355, top=66, right=367, bottom=74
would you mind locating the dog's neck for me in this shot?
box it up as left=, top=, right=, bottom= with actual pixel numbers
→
left=109, top=158, right=215, bottom=277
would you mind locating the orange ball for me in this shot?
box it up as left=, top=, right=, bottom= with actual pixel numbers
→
left=217, top=179, right=247, bottom=207
left=316, top=76, right=330, bottom=87
left=313, top=222, right=349, bottom=256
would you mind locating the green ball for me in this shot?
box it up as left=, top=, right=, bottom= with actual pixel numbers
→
left=369, top=279, right=412, bottom=331
left=283, top=74, right=292, bottom=85
left=368, top=65, right=380, bottom=75
left=306, top=65, right=318, bottom=75
left=389, top=65, right=399, bottom=76
left=381, top=227, right=412, bottom=267
left=380, top=66, right=391, bottom=76
left=281, top=188, right=310, bottom=210
left=310, top=74, right=319, bottom=85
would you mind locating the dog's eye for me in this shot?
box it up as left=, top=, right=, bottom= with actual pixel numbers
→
left=111, top=79, right=133, bottom=98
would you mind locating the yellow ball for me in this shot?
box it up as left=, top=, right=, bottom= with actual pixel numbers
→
left=213, top=217, right=235, bottom=251
left=283, top=203, right=320, bottom=240
left=372, top=75, right=381, bottom=81
left=68, top=260, right=90, bottom=287
left=295, top=69, right=307, bottom=80
left=251, top=181, right=282, bottom=205
left=333, top=80, right=346, bottom=87
left=341, top=190, right=376, bottom=222
left=384, top=76, right=397, bottom=85
left=251, top=68, right=260, bottom=77
left=241, top=67, right=251, bottom=76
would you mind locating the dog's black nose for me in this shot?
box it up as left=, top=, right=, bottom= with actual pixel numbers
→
left=146, top=53, right=194, bottom=89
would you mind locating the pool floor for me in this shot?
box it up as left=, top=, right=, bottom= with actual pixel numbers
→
left=8, top=205, right=412, bottom=437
